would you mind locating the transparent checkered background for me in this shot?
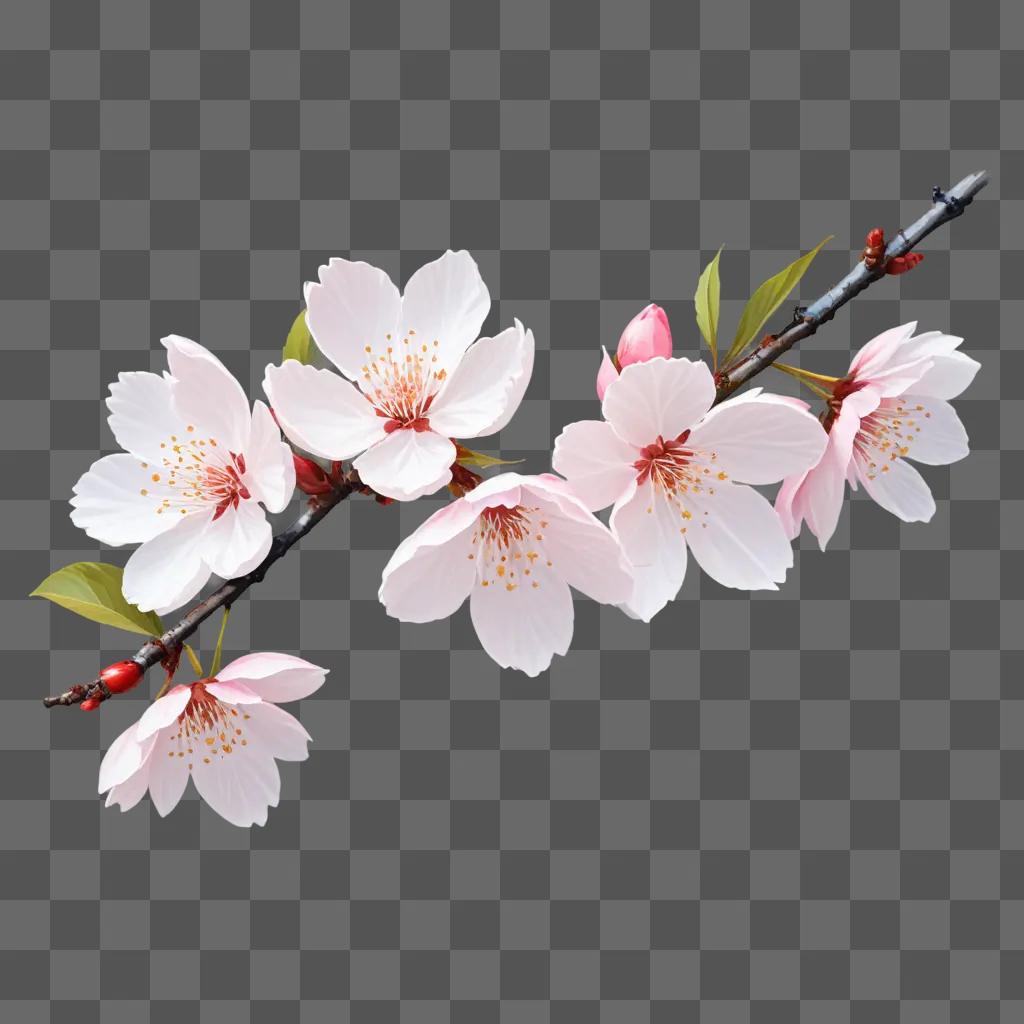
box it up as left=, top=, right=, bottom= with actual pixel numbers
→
left=0, top=0, right=1020, bottom=1020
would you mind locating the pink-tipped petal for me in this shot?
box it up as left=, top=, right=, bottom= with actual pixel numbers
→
left=216, top=653, right=329, bottom=704
left=596, top=347, right=618, bottom=401
left=616, top=303, right=673, bottom=366
left=204, top=679, right=264, bottom=705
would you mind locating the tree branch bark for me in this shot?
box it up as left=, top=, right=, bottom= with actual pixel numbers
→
left=713, top=170, right=989, bottom=402
left=44, top=171, right=989, bottom=707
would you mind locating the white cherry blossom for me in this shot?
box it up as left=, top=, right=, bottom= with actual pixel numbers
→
left=264, top=250, right=534, bottom=502
left=70, top=337, right=296, bottom=614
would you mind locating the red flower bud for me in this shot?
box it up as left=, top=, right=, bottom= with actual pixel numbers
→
left=80, top=697, right=101, bottom=711
left=99, top=660, right=144, bottom=695
left=865, top=228, right=885, bottom=249
left=885, top=252, right=924, bottom=276
left=293, top=453, right=334, bottom=496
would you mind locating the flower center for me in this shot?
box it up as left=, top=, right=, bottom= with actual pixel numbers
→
left=854, top=397, right=929, bottom=480
left=164, top=680, right=250, bottom=771
left=633, top=431, right=725, bottom=534
left=469, top=504, right=553, bottom=593
left=140, top=429, right=251, bottom=519
left=361, top=329, right=447, bottom=430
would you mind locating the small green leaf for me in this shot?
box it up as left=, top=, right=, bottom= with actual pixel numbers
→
left=30, top=562, right=163, bottom=636
left=694, top=246, right=723, bottom=369
left=723, top=236, right=832, bottom=367
left=282, top=309, right=317, bottom=365
left=456, top=445, right=523, bottom=469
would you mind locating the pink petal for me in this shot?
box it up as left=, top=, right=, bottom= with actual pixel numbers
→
left=596, top=347, right=619, bottom=401
left=204, top=679, right=264, bottom=705
left=135, top=684, right=192, bottom=742
left=353, top=428, right=456, bottom=501
left=216, top=653, right=328, bottom=703
left=853, top=451, right=936, bottom=523
left=104, top=763, right=152, bottom=812
left=615, top=303, right=673, bottom=366
left=907, top=351, right=980, bottom=401
left=601, top=356, right=716, bottom=448
left=243, top=400, right=296, bottom=514
left=551, top=419, right=638, bottom=511
left=146, top=750, right=190, bottom=817
left=98, top=722, right=158, bottom=793
left=242, top=701, right=314, bottom=762
left=848, top=322, right=918, bottom=380
left=899, top=395, right=969, bottom=466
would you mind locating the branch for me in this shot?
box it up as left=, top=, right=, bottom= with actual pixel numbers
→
left=43, top=469, right=364, bottom=708
left=713, top=170, right=989, bottom=402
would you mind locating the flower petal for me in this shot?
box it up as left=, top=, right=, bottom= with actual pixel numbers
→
left=162, top=335, right=252, bottom=454
left=216, top=653, right=329, bottom=703
left=122, top=510, right=212, bottom=613
left=378, top=500, right=480, bottom=623
left=242, top=701, right=314, bottom=762
left=398, top=249, right=491, bottom=376
left=70, top=453, right=178, bottom=546
left=199, top=500, right=273, bottom=581
left=135, top=684, right=192, bottom=742
left=683, top=481, right=794, bottom=590
left=596, top=346, right=618, bottom=401
left=899, top=394, right=970, bottom=466
left=551, top=419, right=638, bottom=511
left=469, top=563, right=574, bottom=677
left=304, top=258, right=402, bottom=382
left=907, top=351, right=980, bottom=401
left=99, top=722, right=158, bottom=793
left=354, top=428, right=456, bottom=501
left=106, top=371, right=182, bottom=463
left=602, top=357, right=716, bottom=447
left=263, top=360, right=386, bottom=461
left=204, top=679, right=263, bottom=705
left=609, top=479, right=688, bottom=622
left=853, top=451, right=936, bottom=523
left=848, top=322, right=918, bottom=379
left=104, top=762, right=153, bottom=812
left=190, top=739, right=281, bottom=828
left=244, top=400, right=295, bottom=513
left=146, top=749, right=191, bottom=817
left=428, top=320, right=534, bottom=439
left=688, top=390, right=828, bottom=485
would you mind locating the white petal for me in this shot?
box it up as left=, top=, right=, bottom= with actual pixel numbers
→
left=900, top=394, right=970, bottom=466
left=602, top=357, right=716, bottom=447
left=204, top=679, right=263, bottom=705
left=190, top=742, right=281, bottom=828
left=243, top=701, right=314, bottom=762
left=470, top=564, right=574, bottom=677
left=853, top=452, right=936, bottom=523
left=216, top=653, right=329, bottom=703
left=200, top=500, right=272, bottom=581
left=106, top=371, right=182, bottom=463
left=379, top=500, right=480, bottom=623
left=688, top=391, right=828, bottom=485
left=162, top=335, right=252, bottom=454
left=135, top=685, right=192, bottom=742
left=354, top=429, right=456, bottom=501
left=244, top=400, right=295, bottom=513
left=609, top=479, right=688, bottom=622
left=104, top=762, right=152, bottom=812
left=264, top=360, right=386, bottom=461
left=460, top=472, right=523, bottom=509
left=551, top=419, right=638, bottom=511
left=99, top=723, right=158, bottom=793
left=683, top=481, right=794, bottom=591
left=304, top=258, right=402, bottom=382
left=70, top=453, right=178, bottom=546
left=146, top=749, right=190, bottom=817
left=893, top=330, right=964, bottom=364
left=154, top=559, right=213, bottom=618
left=122, top=510, right=212, bottom=613
left=398, top=250, right=491, bottom=376
left=907, top=351, right=980, bottom=401
left=428, top=320, right=534, bottom=439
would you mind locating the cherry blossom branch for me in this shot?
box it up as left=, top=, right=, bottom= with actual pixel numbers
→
left=43, top=469, right=364, bottom=708
left=714, top=170, right=989, bottom=401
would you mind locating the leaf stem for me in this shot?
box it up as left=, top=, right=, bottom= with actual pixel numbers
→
left=210, top=606, right=230, bottom=678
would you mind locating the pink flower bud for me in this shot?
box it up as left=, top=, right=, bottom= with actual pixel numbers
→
left=615, top=304, right=672, bottom=368
left=596, top=347, right=618, bottom=401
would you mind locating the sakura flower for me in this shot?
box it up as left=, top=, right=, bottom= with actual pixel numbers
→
left=553, top=357, right=828, bottom=621
left=264, top=250, right=534, bottom=502
left=100, top=653, right=327, bottom=828
left=70, top=337, right=296, bottom=614
left=776, top=323, right=980, bottom=549
left=596, top=303, right=673, bottom=400
left=378, top=473, right=633, bottom=677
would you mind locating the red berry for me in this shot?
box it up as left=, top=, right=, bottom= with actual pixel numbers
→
left=80, top=697, right=101, bottom=711
left=99, top=660, right=144, bottom=694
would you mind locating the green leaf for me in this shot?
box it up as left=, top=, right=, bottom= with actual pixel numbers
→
left=282, top=309, right=316, bottom=365
left=30, top=562, right=163, bottom=637
left=694, top=246, right=723, bottom=369
left=455, top=445, right=523, bottom=469
left=723, top=236, right=832, bottom=367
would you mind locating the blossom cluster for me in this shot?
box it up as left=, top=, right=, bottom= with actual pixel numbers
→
left=59, top=249, right=978, bottom=826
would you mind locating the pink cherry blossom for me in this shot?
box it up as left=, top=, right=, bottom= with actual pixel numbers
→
left=776, top=323, right=980, bottom=550
left=70, top=337, right=296, bottom=614
left=596, top=303, right=674, bottom=400
left=554, top=357, right=828, bottom=621
left=99, top=653, right=327, bottom=827
left=378, top=473, right=633, bottom=676
left=264, top=250, right=534, bottom=502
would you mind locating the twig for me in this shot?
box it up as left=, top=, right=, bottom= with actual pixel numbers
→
left=713, top=170, right=989, bottom=402
left=43, top=469, right=363, bottom=708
